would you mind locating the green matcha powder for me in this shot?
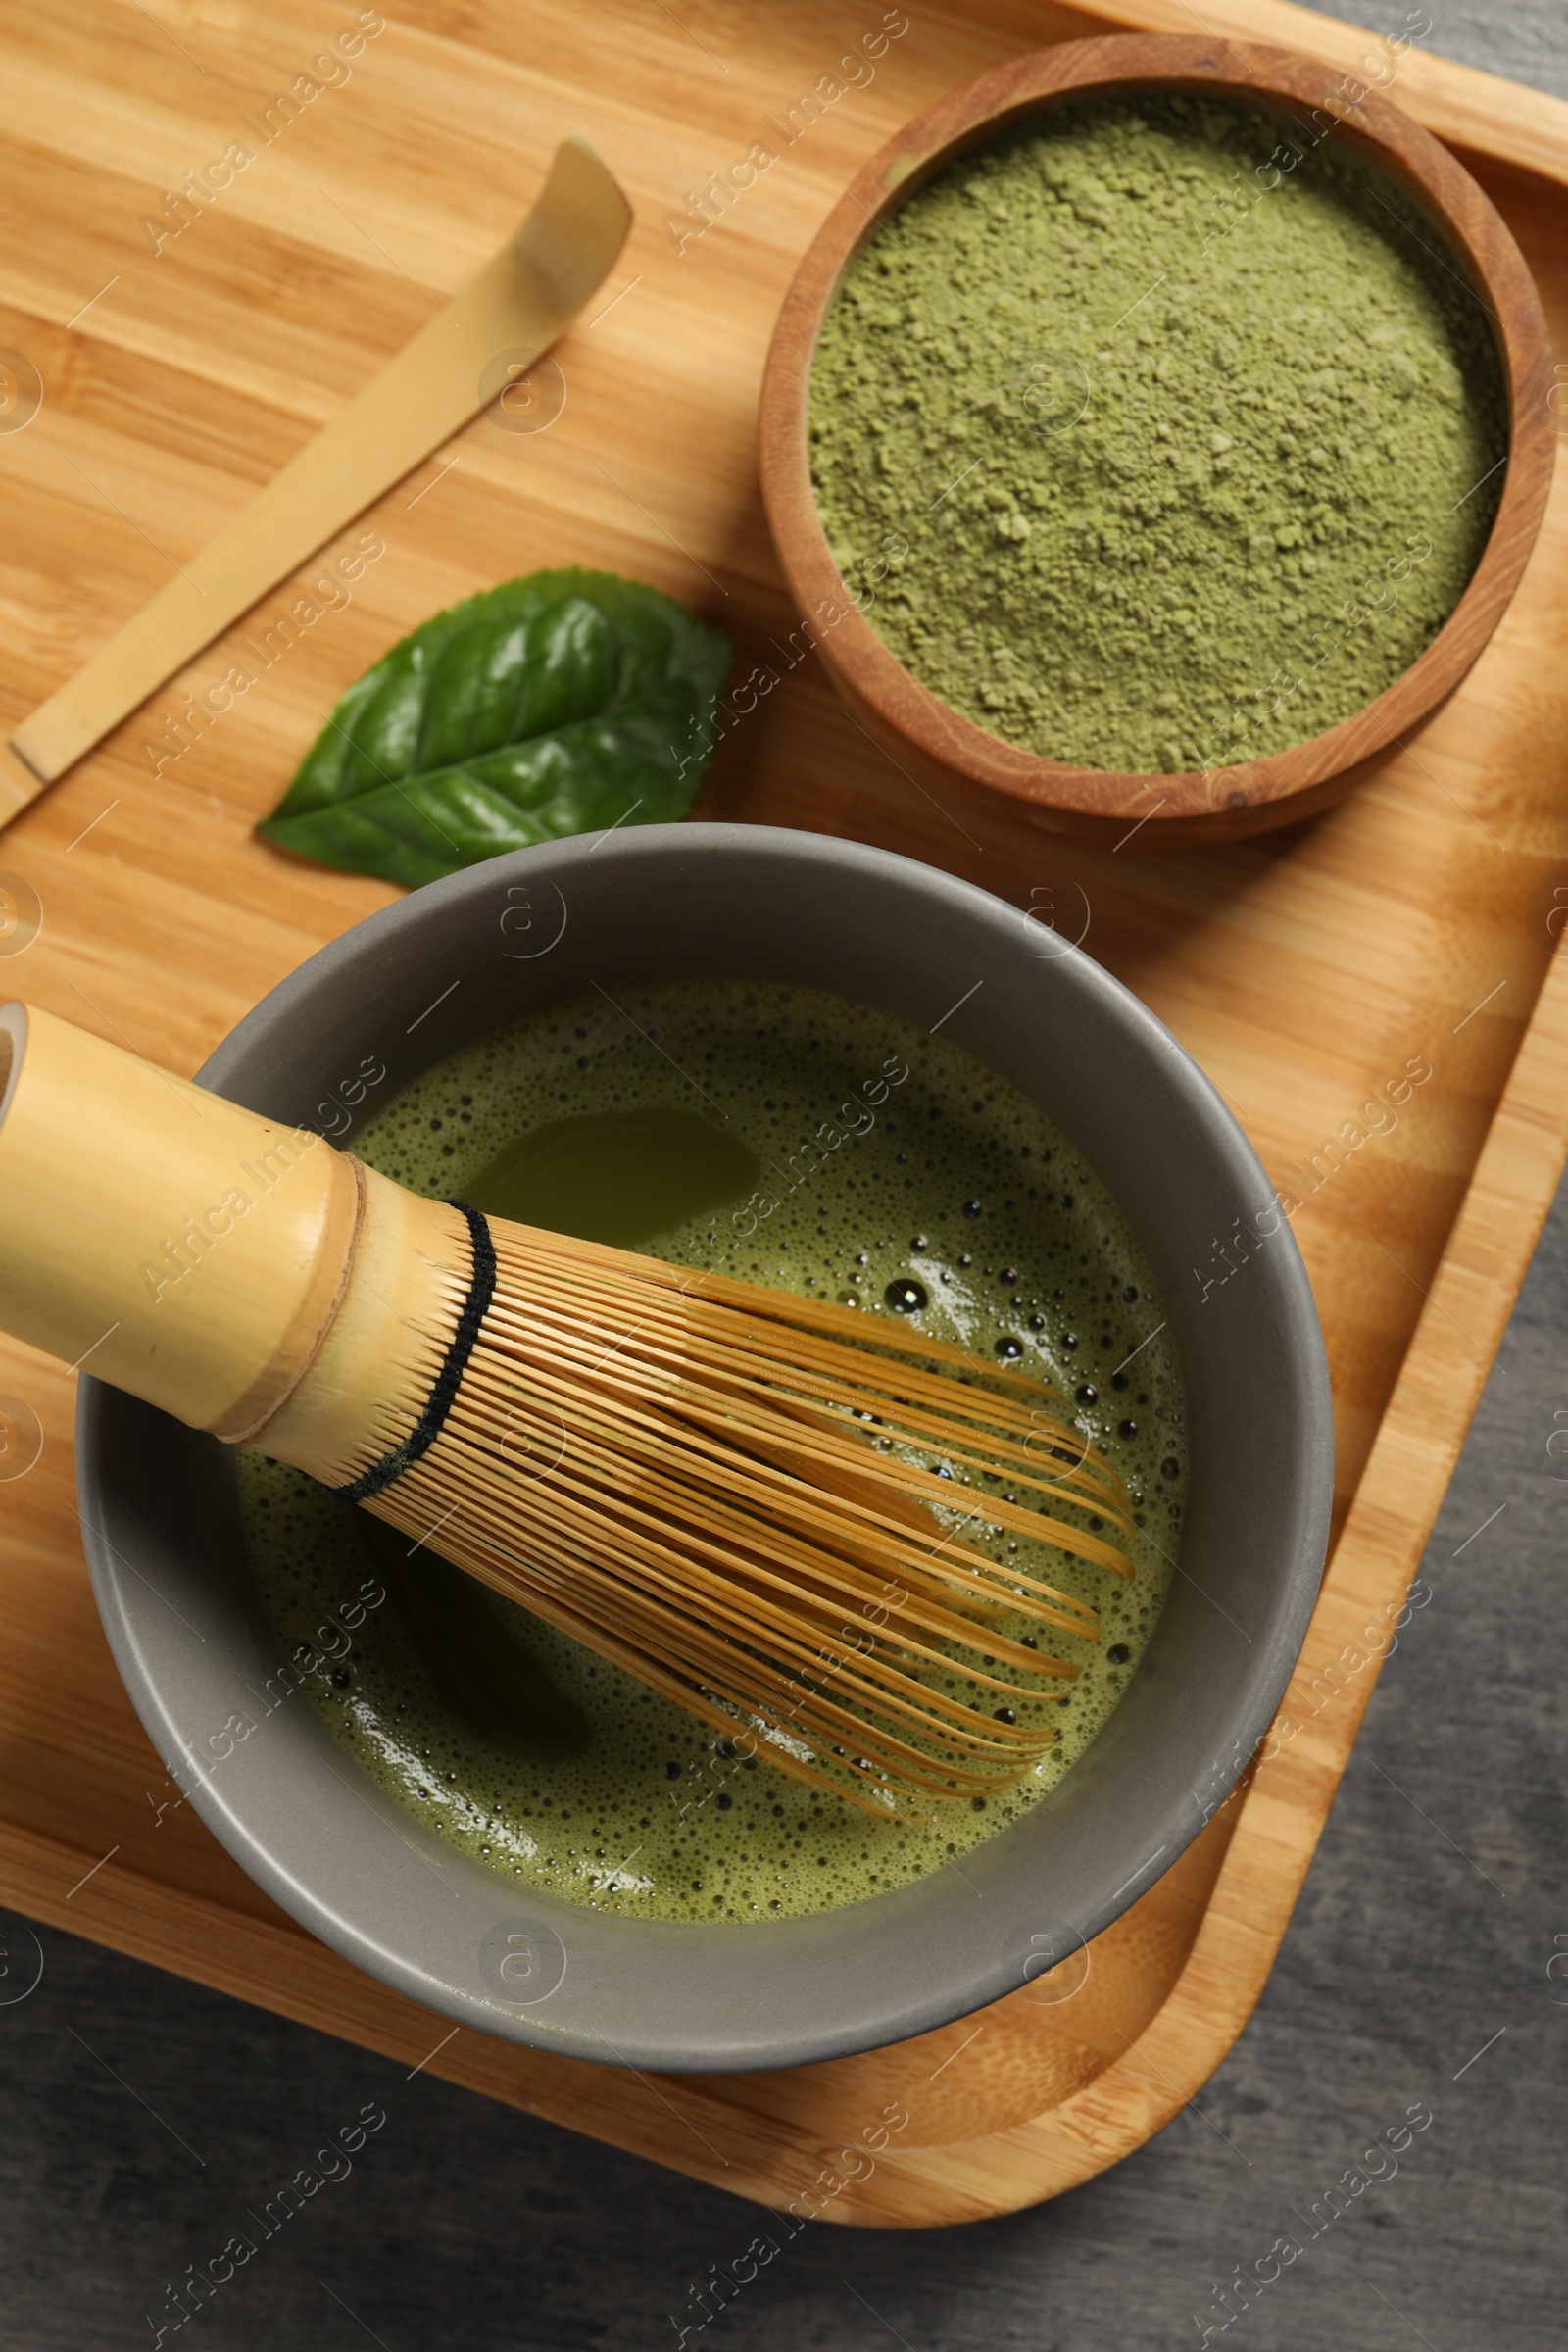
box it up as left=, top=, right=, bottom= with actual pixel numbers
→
left=809, top=91, right=1507, bottom=774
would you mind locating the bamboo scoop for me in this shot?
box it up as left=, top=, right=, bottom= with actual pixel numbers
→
left=2, top=140, right=631, bottom=824
left=0, top=1003, right=1136, bottom=1812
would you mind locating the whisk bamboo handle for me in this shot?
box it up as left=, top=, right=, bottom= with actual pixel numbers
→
left=0, top=1003, right=462, bottom=1477
left=0, top=1008, right=1131, bottom=1809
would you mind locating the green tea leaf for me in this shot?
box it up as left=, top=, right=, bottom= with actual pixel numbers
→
left=257, top=569, right=731, bottom=887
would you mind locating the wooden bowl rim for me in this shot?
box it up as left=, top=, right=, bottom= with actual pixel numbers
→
left=759, top=32, right=1556, bottom=834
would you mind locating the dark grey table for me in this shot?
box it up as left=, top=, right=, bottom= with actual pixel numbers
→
left=3, top=6, right=1564, bottom=2344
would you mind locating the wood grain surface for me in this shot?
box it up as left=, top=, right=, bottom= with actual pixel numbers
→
left=0, top=0, right=1565, bottom=2228
left=4, top=138, right=632, bottom=798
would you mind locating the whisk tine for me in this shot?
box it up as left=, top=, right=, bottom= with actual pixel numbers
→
left=0, top=1007, right=1148, bottom=1819
left=452, top=1350, right=1103, bottom=1641
left=484, top=1253, right=1135, bottom=1519
left=480, top=1288, right=1132, bottom=1569
left=360, top=1216, right=1137, bottom=1811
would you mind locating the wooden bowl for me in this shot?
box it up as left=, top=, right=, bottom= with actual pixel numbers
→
left=759, top=34, right=1555, bottom=848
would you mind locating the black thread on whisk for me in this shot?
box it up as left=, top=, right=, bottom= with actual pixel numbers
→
left=333, top=1202, right=498, bottom=1506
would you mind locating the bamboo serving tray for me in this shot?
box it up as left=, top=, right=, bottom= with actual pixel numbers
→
left=0, top=0, right=1565, bottom=2229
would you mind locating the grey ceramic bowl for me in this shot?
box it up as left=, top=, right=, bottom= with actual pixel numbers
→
left=78, top=824, right=1332, bottom=2073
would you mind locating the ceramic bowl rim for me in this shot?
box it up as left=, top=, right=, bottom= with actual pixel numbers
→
left=77, top=824, right=1334, bottom=2071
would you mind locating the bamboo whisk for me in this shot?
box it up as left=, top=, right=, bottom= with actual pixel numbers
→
left=0, top=1004, right=1135, bottom=1812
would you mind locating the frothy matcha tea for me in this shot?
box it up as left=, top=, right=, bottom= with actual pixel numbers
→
left=239, top=981, right=1186, bottom=1921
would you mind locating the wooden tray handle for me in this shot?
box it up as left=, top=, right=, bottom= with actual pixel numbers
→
left=0, top=1003, right=364, bottom=1439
